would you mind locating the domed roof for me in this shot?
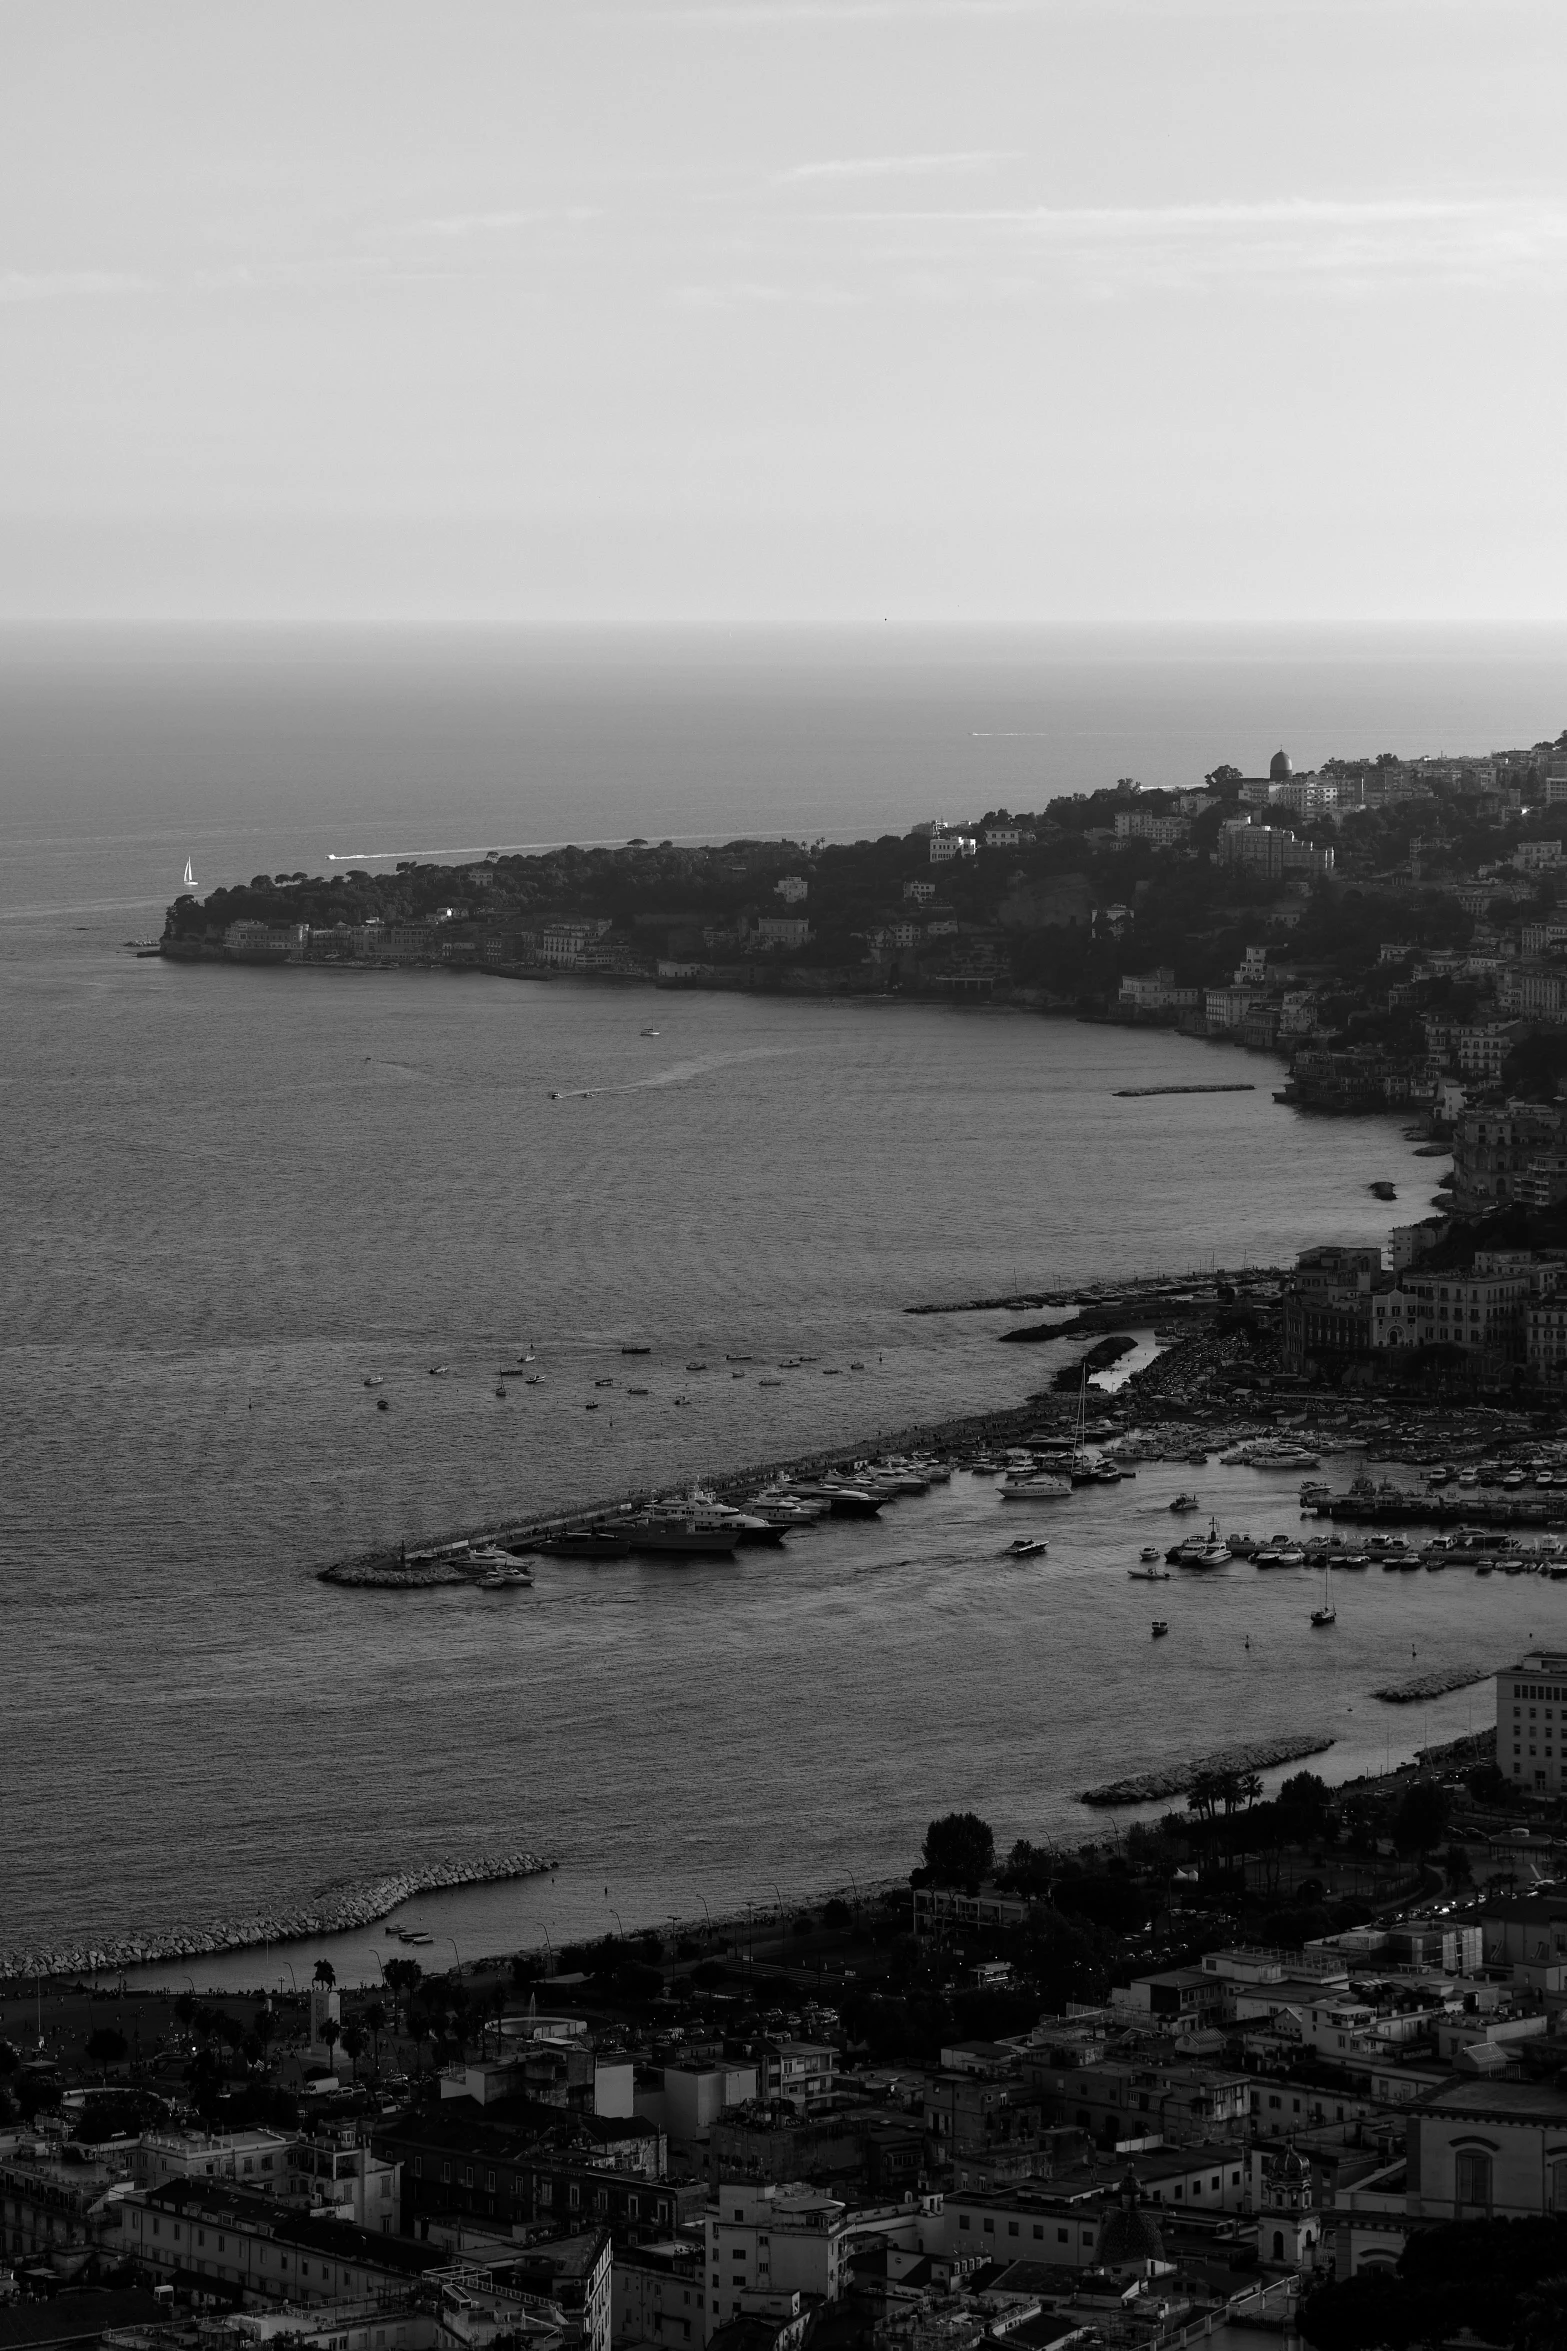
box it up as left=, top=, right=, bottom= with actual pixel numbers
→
left=1269, top=748, right=1293, bottom=781
left=1098, top=2169, right=1166, bottom=2271
left=1280, top=2140, right=1308, bottom=2182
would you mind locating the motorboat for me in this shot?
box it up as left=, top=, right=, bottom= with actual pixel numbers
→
left=1140, top=1545, right=1162, bottom=1562
left=1006, top=1537, right=1048, bottom=1558
left=999, top=1470, right=1071, bottom=1501
left=1129, top=1562, right=1171, bottom=1581
left=791, top=1481, right=882, bottom=1517
left=1151, top=1619, right=1169, bottom=1637
left=1169, top=1492, right=1200, bottom=1514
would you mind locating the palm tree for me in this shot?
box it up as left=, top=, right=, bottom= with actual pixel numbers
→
left=340, top=2023, right=366, bottom=2083
left=320, top=2018, right=340, bottom=2074
left=363, top=2001, right=386, bottom=2075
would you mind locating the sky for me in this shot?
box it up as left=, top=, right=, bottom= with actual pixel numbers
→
left=3, top=0, right=1566, bottom=625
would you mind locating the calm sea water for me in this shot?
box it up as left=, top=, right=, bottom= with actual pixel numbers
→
left=3, top=625, right=1563, bottom=1975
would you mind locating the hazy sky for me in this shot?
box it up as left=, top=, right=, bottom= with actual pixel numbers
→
left=4, top=0, right=1566, bottom=624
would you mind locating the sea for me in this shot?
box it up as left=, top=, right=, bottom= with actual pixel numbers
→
left=4, top=621, right=1566, bottom=1990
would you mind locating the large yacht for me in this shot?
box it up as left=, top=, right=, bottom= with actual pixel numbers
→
left=624, top=1498, right=739, bottom=1554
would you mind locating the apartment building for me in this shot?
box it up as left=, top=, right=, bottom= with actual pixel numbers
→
left=1498, top=1651, right=1567, bottom=1793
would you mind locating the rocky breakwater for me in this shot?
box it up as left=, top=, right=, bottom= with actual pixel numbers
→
left=1080, top=1733, right=1335, bottom=1807
left=1374, top=1666, right=1498, bottom=1705
left=1, top=1849, right=556, bottom=1985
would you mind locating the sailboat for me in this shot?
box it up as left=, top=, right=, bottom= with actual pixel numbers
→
left=1311, top=1552, right=1337, bottom=1627
left=182, top=858, right=195, bottom=888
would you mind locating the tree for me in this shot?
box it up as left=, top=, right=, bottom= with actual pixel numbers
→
left=86, top=2026, right=127, bottom=2076
left=1277, top=1771, right=1332, bottom=1845
left=823, top=1898, right=851, bottom=1930
left=922, top=1812, right=995, bottom=1890
left=1393, top=1781, right=1450, bottom=1858
left=340, top=2024, right=366, bottom=2083
left=320, top=2019, right=340, bottom=2072
left=363, top=2001, right=386, bottom=2072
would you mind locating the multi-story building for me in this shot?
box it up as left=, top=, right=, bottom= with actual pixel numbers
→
left=757, top=2044, right=837, bottom=2112
left=134, top=2130, right=292, bottom=2194
left=1498, top=1650, right=1567, bottom=1794
left=1216, top=821, right=1334, bottom=880
left=1117, top=968, right=1199, bottom=1015
left=772, top=876, right=808, bottom=904
left=703, top=2184, right=849, bottom=2340
left=1281, top=1246, right=1383, bottom=1365
left=1203, top=986, right=1263, bottom=1031
left=1387, top=1266, right=1534, bottom=1360
left=288, top=2121, right=402, bottom=2230
left=1451, top=1103, right=1567, bottom=1214
left=612, top=2239, right=706, bottom=2351
left=0, top=2141, right=131, bottom=2279
left=1530, top=1292, right=1567, bottom=1375
left=1112, top=812, right=1188, bottom=848
left=224, top=920, right=310, bottom=959
left=902, top=880, right=936, bottom=905
left=928, top=832, right=977, bottom=864
left=1405, top=2079, right=1567, bottom=2221
left=119, top=2178, right=446, bottom=2305
left=738, top=916, right=811, bottom=950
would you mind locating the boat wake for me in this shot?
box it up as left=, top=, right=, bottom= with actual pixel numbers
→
left=550, top=1047, right=797, bottom=1100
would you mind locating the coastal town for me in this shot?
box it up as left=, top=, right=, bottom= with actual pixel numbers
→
left=41, top=731, right=1558, bottom=2351
left=11, top=1734, right=1567, bottom=2351
left=155, top=734, right=1567, bottom=1139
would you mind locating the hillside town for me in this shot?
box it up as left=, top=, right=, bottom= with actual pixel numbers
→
left=11, top=1742, right=1567, bottom=2351
left=158, top=740, right=1567, bottom=1119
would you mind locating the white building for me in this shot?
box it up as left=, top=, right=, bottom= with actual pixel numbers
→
left=704, top=2185, right=847, bottom=2341
left=135, top=2129, right=291, bottom=2194
left=928, top=832, right=977, bottom=864
left=773, top=876, right=809, bottom=904
left=1499, top=1650, right=1567, bottom=1794
left=902, top=880, right=936, bottom=905
left=1113, top=811, right=1188, bottom=847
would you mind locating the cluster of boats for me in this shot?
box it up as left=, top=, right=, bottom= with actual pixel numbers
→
left=543, top=1456, right=953, bottom=1559
left=1142, top=1518, right=1567, bottom=1584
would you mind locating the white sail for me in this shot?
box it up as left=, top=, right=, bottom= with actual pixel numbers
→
left=183, top=859, right=195, bottom=887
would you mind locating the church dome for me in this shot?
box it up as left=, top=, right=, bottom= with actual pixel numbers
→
left=1269, top=749, right=1293, bottom=781
left=1097, top=2169, right=1166, bottom=2271
left=1280, top=2141, right=1308, bottom=2183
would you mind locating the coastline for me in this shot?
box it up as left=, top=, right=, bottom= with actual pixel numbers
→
left=0, top=1848, right=555, bottom=1990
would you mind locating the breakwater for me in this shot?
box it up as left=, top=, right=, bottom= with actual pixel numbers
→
left=316, top=1392, right=1099, bottom=1589
left=905, top=1265, right=1281, bottom=1317
left=1080, top=1733, right=1335, bottom=1807
left=1374, top=1667, right=1498, bottom=1705
left=1113, top=1084, right=1256, bottom=1099
left=0, top=1849, right=554, bottom=1986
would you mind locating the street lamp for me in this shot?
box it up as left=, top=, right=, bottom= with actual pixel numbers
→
left=446, top=1939, right=461, bottom=1977
left=367, top=1949, right=387, bottom=1983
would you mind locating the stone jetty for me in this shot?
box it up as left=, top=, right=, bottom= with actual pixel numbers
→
left=1080, top=1733, right=1335, bottom=1807
left=1374, top=1666, right=1498, bottom=1705
left=1, top=1848, right=554, bottom=1986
